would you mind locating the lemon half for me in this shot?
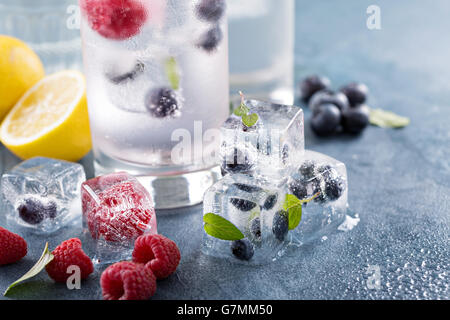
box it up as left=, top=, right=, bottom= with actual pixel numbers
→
left=0, top=35, right=45, bottom=121
left=0, top=70, right=92, bottom=161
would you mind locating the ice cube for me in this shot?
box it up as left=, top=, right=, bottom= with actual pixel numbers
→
left=1, top=157, right=86, bottom=234
left=202, top=151, right=348, bottom=264
left=286, top=150, right=348, bottom=244
left=220, top=99, right=304, bottom=179
left=81, top=172, right=157, bottom=264
left=202, top=174, right=287, bottom=264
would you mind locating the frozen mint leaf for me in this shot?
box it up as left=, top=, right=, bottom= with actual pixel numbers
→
left=233, top=102, right=249, bottom=117
left=4, top=242, right=54, bottom=296
left=369, top=108, right=410, bottom=128
left=242, top=113, right=259, bottom=127
left=283, top=193, right=321, bottom=231
left=283, top=194, right=301, bottom=211
left=203, top=213, right=245, bottom=241
left=288, top=204, right=302, bottom=231
left=165, top=57, right=180, bottom=90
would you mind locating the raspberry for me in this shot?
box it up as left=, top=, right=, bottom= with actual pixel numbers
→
left=81, top=0, right=148, bottom=40
left=132, top=234, right=180, bottom=279
left=0, top=227, right=27, bottom=265
left=45, top=238, right=93, bottom=283
left=101, top=261, right=156, bottom=300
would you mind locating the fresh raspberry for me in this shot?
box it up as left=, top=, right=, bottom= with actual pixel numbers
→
left=132, top=234, right=180, bottom=279
left=101, top=261, right=156, bottom=300
left=81, top=0, right=148, bottom=40
left=45, top=238, right=94, bottom=283
left=0, top=227, right=27, bottom=266
left=82, top=178, right=157, bottom=242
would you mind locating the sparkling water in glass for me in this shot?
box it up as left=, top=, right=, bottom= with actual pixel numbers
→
left=79, top=0, right=229, bottom=208
left=228, top=0, right=295, bottom=104
left=0, top=0, right=82, bottom=72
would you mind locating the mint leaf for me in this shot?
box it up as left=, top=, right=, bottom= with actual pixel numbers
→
left=233, top=102, right=249, bottom=117
left=203, top=213, right=245, bottom=241
left=287, top=205, right=302, bottom=231
left=4, top=242, right=54, bottom=296
left=242, top=113, right=259, bottom=127
left=369, top=108, right=410, bottom=128
left=283, top=193, right=321, bottom=231
left=165, top=57, right=180, bottom=90
left=283, top=194, right=301, bottom=211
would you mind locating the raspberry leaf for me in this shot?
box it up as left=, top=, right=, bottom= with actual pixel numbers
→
left=203, top=213, right=245, bottom=241
left=369, top=108, right=410, bottom=128
left=165, top=57, right=180, bottom=90
left=3, top=242, right=54, bottom=296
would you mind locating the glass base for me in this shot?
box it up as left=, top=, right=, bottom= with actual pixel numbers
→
left=94, top=155, right=221, bottom=209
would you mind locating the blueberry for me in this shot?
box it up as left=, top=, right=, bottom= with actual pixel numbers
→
left=106, top=61, right=145, bottom=84
left=299, top=160, right=316, bottom=180
left=263, top=194, right=278, bottom=211
left=43, top=201, right=58, bottom=219
left=325, top=176, right=346, bottom=201
left=17, top=198, right=45, bottom=225
left=250, top=217, right=261, bottom=241
left=145, top=87, right=179, bottom=118
left=310, top=103, right=341, bottom=136
left=300, top=75, right=331, bottom=103
left=221, top=148, right=254, bottom=176
left=340, top=82, right=369, bottom=107
left=288, top=179, right=308, bottom=200
left=341, top=104, right=370, bottom=134
left=309, top=90, right=349, bottom=113
left=198, top=25, right=223, bottom=52
left=272, top=210, right=289, bottom=242
left=233, top=183, right=262, bottom=193
left=230, top=198, right=257, bottom=212
left=196, top=0, right=226, bottom=22
left=281, top=144, right=289, bottom=165
left=231, top=239, right=254, bottom=261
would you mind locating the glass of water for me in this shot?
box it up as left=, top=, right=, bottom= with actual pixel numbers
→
left=79, top=0, right=229, bottom=209
left=228, top=0, right=295, bottom=105
left=0, top=0, right=82, bottom=72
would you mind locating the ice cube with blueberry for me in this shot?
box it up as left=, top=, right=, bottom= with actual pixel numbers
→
left=286, top=150, right=348, bottom=244
left=81, top=172, right=157, bottom=264
left=202, top=174, right=288, bottom=264
left=220, top=99, right=304, bottom=179
left=202, top=151, right=348, bottom=263
left=1, top=157, right=86, bottom=234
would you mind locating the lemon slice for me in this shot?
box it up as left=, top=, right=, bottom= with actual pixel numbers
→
left=0, top=70, right=92, bottom=161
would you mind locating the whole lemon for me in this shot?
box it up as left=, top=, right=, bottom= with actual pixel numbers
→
left=0, top=35, right=45, bottom=121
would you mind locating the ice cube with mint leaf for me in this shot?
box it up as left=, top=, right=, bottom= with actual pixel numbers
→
left=220, top=99, right=304, bottom=179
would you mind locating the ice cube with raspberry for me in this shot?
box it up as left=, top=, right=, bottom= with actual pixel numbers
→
left=81, top=172, right=157, bottom=264
left=1, top=157, right=86, bottom=234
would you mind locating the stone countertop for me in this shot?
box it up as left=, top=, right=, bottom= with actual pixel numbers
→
left=0, top=0, right=449, bottom=300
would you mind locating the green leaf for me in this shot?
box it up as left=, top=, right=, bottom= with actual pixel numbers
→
left=165, top=57, right=180, bottom=90
left=288, top=205, right=302, bottom=230
left=242, top=113, right=259, bottom=127
left=203, top=213, right=245, bottom=241
left=369, top=108, right=410, bottom=128
left=283, top=194, right=301, bottom=211
left=233, top=102, right=249, bottom=117
left=283, top=193, right=321, bottom=231
left=4, top=242, right=54, bottom=296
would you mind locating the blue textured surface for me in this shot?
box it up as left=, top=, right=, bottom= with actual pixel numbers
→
left=1, top=0, right=449, bottom=300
